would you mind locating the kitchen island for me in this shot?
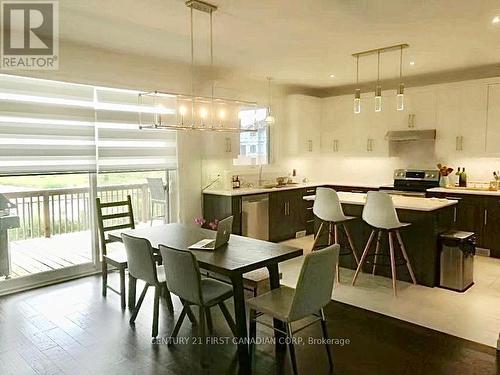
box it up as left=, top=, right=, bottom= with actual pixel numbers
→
left=304, top=192, right=458, bottom=287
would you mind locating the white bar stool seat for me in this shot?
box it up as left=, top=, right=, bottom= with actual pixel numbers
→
left=312, top=187, right=359, bottom=283
left=351, top=191, right=417, bottom=296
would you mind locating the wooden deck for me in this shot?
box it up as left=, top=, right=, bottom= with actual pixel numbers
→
left=9, top=231, right=93, bottom=278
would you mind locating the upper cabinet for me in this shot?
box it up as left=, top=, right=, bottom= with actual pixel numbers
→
left=486, top=84, right=500, bottom=155
left=284, top=94, right=322, bottom=156
left=435, top=84, right=487, bottom=158
left=203, top=131, right=240, bottom=159
left=321, top=94, right=388, bottom=156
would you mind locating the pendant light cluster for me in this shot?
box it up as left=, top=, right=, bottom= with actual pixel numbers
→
left=139, top=0, right=257, bottom=132
left=352, top=43, right=409, bottom=114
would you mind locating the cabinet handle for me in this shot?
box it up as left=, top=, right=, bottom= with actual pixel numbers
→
left=287, top=202, right=290, bottom=215
left=351, top=190, right=365, bottom=193
left=455, top=136, right=464, bottom=151
left=460, top=136, right=464, bottom=151
left=455, top=136, right=459, bottom=151
left=333, top=139, right=339, bottom=152
left=306, top=189, right=315, bottom=193
left=484, top=209, right=488, bottom=226
left=307, top=140, right=313, bottom=152
left=453, top=207, right=457, bottom=222
left=283, top=202, right=287, bottom=215
left=224, top=137, right=232, bottom=153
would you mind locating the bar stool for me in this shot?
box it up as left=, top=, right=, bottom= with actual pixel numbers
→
left=312, top=187, right=359, bottom=282
left=351, top=191, right=417, bottom=296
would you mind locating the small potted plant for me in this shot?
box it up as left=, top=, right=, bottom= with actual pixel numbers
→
left=437, top=164, right=454, bottom=188
left=194, top=217, right=219, bottom=230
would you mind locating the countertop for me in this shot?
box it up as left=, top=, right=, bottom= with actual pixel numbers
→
left=303, top=192, right=458, bottom=212
left=427, top=187, right=500, bottom=197
left=203, top=181, right=389, bottom=197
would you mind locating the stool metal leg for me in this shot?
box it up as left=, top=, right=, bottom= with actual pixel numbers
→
left=311, top=222, right=324, bottom=251
left=388, top=232, right=398, bottom=296
left=372, top=230, right=382, bottom=275
left=396, top=230, right=417, bottom=285
left=352, top=230, right=376, bottom=286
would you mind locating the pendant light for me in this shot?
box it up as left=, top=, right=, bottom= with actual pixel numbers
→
left=374, top=51, right=382, bottom=112
left=397, top=45, right=405, bottom=111
left=353, top=55, right=361, bottom=114
left=265, top=77, right=275, bottom=124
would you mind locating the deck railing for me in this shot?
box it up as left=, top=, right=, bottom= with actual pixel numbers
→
left=4, top=182, right=166, bottom=241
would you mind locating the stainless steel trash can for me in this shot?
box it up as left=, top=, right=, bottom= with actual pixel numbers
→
left=439, top=230, right=475, bottom=292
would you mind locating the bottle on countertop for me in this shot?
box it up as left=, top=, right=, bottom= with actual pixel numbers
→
left=232, top=175, right=241, bottom=189
left=459, top=167, right=467, bottom=187
left=455, top=167, right=461, bottom=187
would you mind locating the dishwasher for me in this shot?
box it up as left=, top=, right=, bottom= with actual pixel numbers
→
left=242, top=194, right=269, bottom=241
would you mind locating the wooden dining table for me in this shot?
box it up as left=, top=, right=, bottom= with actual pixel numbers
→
left=108, top=223, right=303, bottom=368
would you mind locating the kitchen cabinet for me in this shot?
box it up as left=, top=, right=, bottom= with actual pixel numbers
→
left=269, top=189, right=306, bottom=242
left=486, top=84, right=500, bottom=155
left=435, top=84, right=487, bottom=157
left=285, top=94, right=322, bottom=155
left=202, top=194, right=242, bottom=235
left=203, top=131, right=240, bottom=158
left=320, top=94, right=388, bottom=156
left=484, top=196, right=500, bottom=257
left=425, top=191, right=500, bottom=254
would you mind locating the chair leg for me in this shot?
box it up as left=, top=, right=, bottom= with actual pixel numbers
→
left=351, top=230, right=376, bottom=286
left=169, top=303, right=188, bottom=342
left=328, top=222, right=333, bottom=246
left=286, top=323, right=298, bottom=375
left=388, top=232, right=398, bottom=297
left=152, top=286, right=160, bottom=337
left=396, top=230, right=417, bottom=285
left=249, top=308, right=257, bottom=357
left=101, top=259, right=107, bottom=297
left=219, top=301, right=237, bottom=336
left=372, top=230, right=382, bottom=275
left=119, top=268, right=126, bottom=310
left=128, top=275, right=137, bottom=309
left=130, top=284, right=149, bottom=324
left=180, top=298, right=197, bottom=325
left=198, top=306, right=207, bottom=366
left=205, top=307, right=213, bottom=334
left=320, top=309, right=334, bottom=372
left=343, top=224, right=359, bottom=265
left=163, top=284, right=174, bottom=314
left=311, top=222, right=324, bottom=251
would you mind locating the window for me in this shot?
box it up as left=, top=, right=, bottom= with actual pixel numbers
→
left=233, top=107, right=269, bottom=166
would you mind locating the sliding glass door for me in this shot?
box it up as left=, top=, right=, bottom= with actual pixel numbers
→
left=0, top=74, right=179, bottom=294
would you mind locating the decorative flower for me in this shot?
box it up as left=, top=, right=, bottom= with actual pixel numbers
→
left=194, top=217, right=206, bottom=226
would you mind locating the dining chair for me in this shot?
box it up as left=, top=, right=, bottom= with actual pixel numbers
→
left=247, top=244, right=340, bottom=375
left=158, top=245, right=237, bottom=345
left=122, top=233, right=174, bottom=337
left=96, top=195, right=135, bottom=309
left=147, top=177, right=167, bottom=225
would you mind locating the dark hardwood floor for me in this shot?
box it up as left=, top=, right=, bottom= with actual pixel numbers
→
left=0, top=273, right=498, bottom=375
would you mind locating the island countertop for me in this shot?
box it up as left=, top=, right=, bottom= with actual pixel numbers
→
left=303, top=192, right=458, bottom=212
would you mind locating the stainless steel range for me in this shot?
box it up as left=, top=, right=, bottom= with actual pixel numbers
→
left=380, top=169, right=440, bottom=197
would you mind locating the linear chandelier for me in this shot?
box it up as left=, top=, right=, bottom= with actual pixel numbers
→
left=139, top=0, right=258, bottom=132
left=352, top=43, right=409, bottom=113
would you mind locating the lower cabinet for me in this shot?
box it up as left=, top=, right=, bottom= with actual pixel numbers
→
left=269, top=189, right=306, bottom=242
left=426, top=192, right=500, bottom=257
left=202, top=194, right=242, bottom=235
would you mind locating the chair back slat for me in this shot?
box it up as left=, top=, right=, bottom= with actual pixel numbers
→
left=289, top=245, right=339, bottom=321
left=159, top=245, right=203, bottom=305
left=96, top=195, right=135, bottom=256
left=122, top=233, right=158, bottom=285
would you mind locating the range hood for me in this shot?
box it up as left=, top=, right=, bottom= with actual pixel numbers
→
left=385, top=129, right=436, bottom=141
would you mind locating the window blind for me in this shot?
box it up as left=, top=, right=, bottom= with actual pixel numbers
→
left=0, top=74, right=177, bottom=176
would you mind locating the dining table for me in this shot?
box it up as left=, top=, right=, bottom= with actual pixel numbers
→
left=108, top=223, right=303, bottom=369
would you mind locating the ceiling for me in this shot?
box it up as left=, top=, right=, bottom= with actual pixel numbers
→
left=59, top=0, right=500, bottom=89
